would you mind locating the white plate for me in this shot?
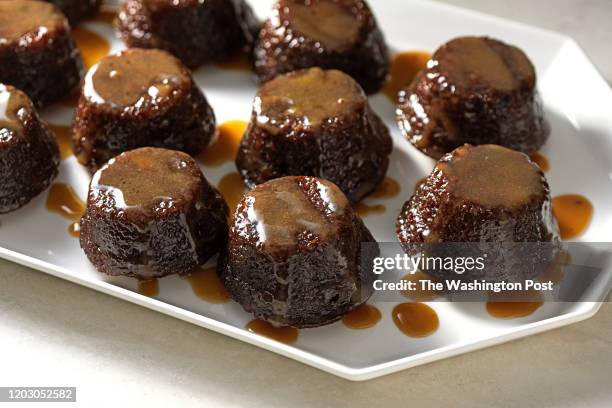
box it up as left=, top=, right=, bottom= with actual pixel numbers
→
left=1, top=0, right=611, bottom=381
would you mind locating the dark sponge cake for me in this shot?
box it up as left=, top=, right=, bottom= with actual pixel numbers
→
left=236, top=67, right=392, bottom=203
left=397, top=36, right=548, bottom=159
left=79, top=147, right=228, bottom=279
left=0, top=84, right=59, bottom=214
left=116, top=0, right=259, bottom=68
left=396, top=144, right=559, bottom=282
left=254, top=0, right=389, bottom=94
left=72, top=48, right=216, bottom=171
left=219, top=176, right=379, bottom=328
left=46, top=0, right=102, bottom=25
left=0, top=0, right=83, bottom=107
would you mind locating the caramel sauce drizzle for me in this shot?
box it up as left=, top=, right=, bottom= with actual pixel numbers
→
left=530, top=152, right=549, bottom=172
left=67, top=222, right=81, bottom=238
left=552, top=194, right=593, bottom=240
left=138, top=279, right=160, bottom=297
left=72, top=27, right=111, bottom=69
left=47, top=124, right=72, bottom=160
left=45, top=183, right=85, bottom=221
left=353, top=177, right=401, bottom=216
left=400, top=271, right=441, bottom=302
left=45, top=183, right=86, bottom=238
left=392, top=302, right=439, bottom=338
left=217, top=172, right=246, bottom=218
left=370, top=177, right=401, bottom=199
left=184, top=266, right=230, bottom=304
left=383, top=51, right=431, bottom=102
left=486, top=289, right=544, bottom=319
left=246, top=319, right=299, bottom=344
left=354, top=202, right=385, bottom=217
left=198, top=120, right=248, bottom=166
left=342, top=304, right=382, bottom=329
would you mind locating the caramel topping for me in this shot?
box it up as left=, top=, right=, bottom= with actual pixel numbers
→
left=370, top=177, right=401, bottom=199
left=86, top=49, right=187, bottom=107
left=552, top=194, right=593, bottom=239
left=440, top=144, right=545, bottom=208
left=184, top=266, right=231, bottom=304
left=138, top=279, right=160, bottom=297
left=285, top=0, right=360, bottom=51
left=198, top=120, right=248, bottom=167
left=530, top=152, right=549, bottom=172
left=436, top=36, right=533, bottom=92
left=95, top=148, right=200, bottom=208
left=342, top=304, right=382, bottom=329
left=0, top=1, right=64, bottom=43
left=354, top=202, right=385, bottom=217
left=217, top=172, right=246, bottom=219
left=392, top=303, right=439, bottom=338
left=45, top=183, right=86, bottom=221
left=0, top=84, right=34, bottom=136
left=47, top=124, right=72, bottom=160
left=487, top=289, right=543, bottom=319
left=384, top=51, right=431, bottom=102
left=243, top=177, right=348, bottom=249
left=73, top=27, right=111, bottom=70
left=246, top=319, right=298, bottom=344
left=256, top=68, right=364, bottom=131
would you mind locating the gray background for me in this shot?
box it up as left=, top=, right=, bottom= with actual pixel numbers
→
left=1, top=1, right=611, bottom=406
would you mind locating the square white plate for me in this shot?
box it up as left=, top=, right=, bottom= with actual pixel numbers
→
left=1, top=0, right=611, bottom=381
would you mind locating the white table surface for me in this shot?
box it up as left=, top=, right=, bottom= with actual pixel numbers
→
left=1, top=1, right=611, bottom=407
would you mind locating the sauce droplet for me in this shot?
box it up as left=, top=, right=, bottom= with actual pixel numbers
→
left=92, top=10, right=116, bottom=25
left=354, top=202, right=385, bottom=217
left=198, top=120, right=248, bottom=166
left=138, top=279, right=159, bottom=297
left=217, top=172, right=246, bottom=217
left=400, top=271, right=441, bottom=301
left=184, top=266, right=230, bottom=304
left=67, top=221, right=80, bottom=238
left=370, top=177, right=401, bottom=199
left=72, top=27, right=111, bottom=69
left=552, top=194, right=593, bottom=239
left=486, top=290, right=544, bottom=319
left=47, top=123, right=72, bottom=159
left=216, top=49, right=252, bottom=71
left=383, top=51, right=431, bottom=102
left=530, top=152, right=549, bottom=172
left=342, top=304, right=382, bottom=329
left=392, top=302, right=439, bottom=338
left=45, top=183, right=86, bottom=221
left=246, top=319, right=298, bottom=344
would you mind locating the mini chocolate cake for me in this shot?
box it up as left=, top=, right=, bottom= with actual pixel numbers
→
left=397, top=36, right=549, bottom=159
left=219, top=176, right=379, bottom=328
left=72, top=48, right=216, bottom=171
left=80, top=147, right=228, bottom=279
left=236, top=67, right=392, bottom=203
left=254, top=0, right=389, bottom=94
left=0, top=84, right=59, bottom=214
left=0, top=0, right=83, bottom=107
left=116, top=0, right=259, bottom=68
left=46, top=0, right=102, bottom=25
left=396, top=144, right=559, bottom=282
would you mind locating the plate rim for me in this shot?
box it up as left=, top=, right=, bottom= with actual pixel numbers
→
left=2, top=0, right=611, bottom=381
